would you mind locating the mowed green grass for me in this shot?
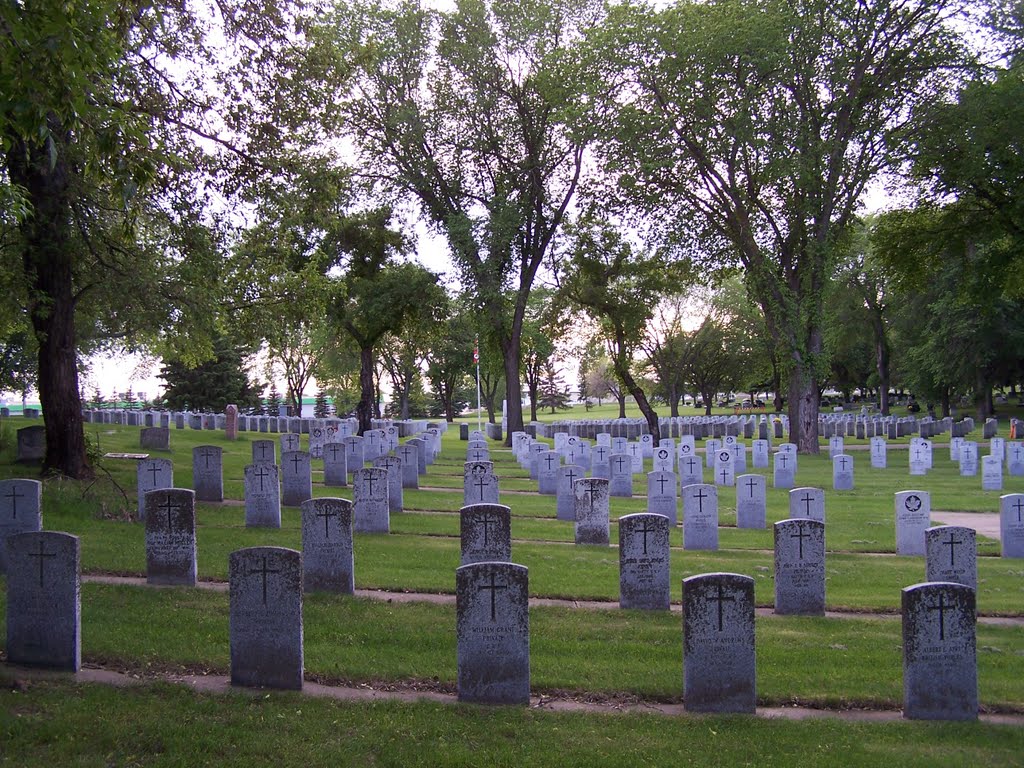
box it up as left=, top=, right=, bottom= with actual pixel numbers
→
left=1, top=415, right=1023, bottom=765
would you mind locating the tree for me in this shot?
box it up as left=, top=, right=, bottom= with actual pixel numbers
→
left=160, top=334, right=264, bottom=413
left=640, top=298, right=694, bottom=417
left=313, top=389, right=330, bottom=419
left=265, top=384, right=282, bottom=416
left=582, top=0, right=961, bottom=451
left=683, top=319, right=743, bottom=416
left=266, top=321, right=323, bottom=416
left=520, top=289, right=562, bottom=423
left=537, top=360, right=572, bottom=414
left=334, top=0, right=601, bottom=443
left=426, top=310, right=475, bottom=423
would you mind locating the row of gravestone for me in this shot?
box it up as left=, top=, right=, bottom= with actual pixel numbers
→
left=4, top=533, right=976, bottom=720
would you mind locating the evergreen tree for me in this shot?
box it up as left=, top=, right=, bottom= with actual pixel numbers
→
left=265, top=384, right=282, bottom=416
left=160, top=336, right=263, bottom=413
left=314, top=389, right=329, bottom=419
left=538, top=361, right=572, bottom=414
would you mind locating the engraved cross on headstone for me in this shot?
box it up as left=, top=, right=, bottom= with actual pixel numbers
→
left=656, top=474, right=670, bottom=495
left=254, top=465, right=271, bottom=492
left=290, top=453, right=303, bottom=474
left=327, top=444, right=341, bottom=461
left=147, top=462, right=162, bottom=484
left=928, top=593, right=951, bottom=641
left=316, top=506, right=338, bottom=538
left=791, top=522, right=811, bottom=559
left=158, top=495, right=179, bottom=530
left=28, top=539, right=56, bottom=588
left=942, top=530, right=961, bottom=568
left=709, top=584, right=735, bottom=632
left=778, top=454, right=789, bottom=469
left=745, top=476, right=758, bottom=498
left=478, top=573, right=507, bottom=622
left=201, top=449, right=215, bottom=469
left=694, top=487, right=708, bottom=514
left=477, top=511, right=498, bottom=546
left=1013, top=498, right=1024, bottom=523
left=800, top=492, right=814, bottom=516
left=249, top=555, right=281, bottom=606
left=636, top=517, right=657, bottom=555
left=475, top=475, right=490, bottom=501
left=5, top=485, right=25, bottom=518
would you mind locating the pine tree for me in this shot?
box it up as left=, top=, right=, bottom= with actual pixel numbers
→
left=265, top=385, right=282, bottom=416
left=538, top=361, right=571, bottom=414
left=314, top=389, right=329, bottom=418
left=160, top=335, right=263, bottom=413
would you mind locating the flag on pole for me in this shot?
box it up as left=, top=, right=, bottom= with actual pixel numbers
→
left=473, top=339, right=479, bottom=363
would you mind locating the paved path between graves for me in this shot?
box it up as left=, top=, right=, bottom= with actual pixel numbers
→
left=10, top=665, right=1024, bottom=725
left=81, top=575, right=1024, bottom=626
left=932, top=512, right=1003, bottom=541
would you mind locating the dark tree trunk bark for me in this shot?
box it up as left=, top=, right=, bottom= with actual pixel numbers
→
left=8, top=130, right=91, bottom=479
left=788, top=362, right=821, bottom=453
left=499, top=334, right=524, bottom=444
left=357, top=344, right=375, bottom=434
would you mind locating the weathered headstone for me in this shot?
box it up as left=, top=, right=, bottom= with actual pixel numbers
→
left=556, top=464, right=583, bottom=521
left=464, top=461, right=499, bottom=506
left=537, top=450, right=560, bottom=495
left=682, top=573, right=756, bottom=714
left=460, top=504, right=512, bottom=565
left=925, top=526, right=977, bottom=591
left=609, top=453, right=633, bottom=497
left=140, top=427, right=170, bottom=451
left=982, top=455, right=1002, bottom=491
left=574, top=478, right=610, bottom=546
left=682, top=484, right=718, bottom=551
left=456, top=561, right=530, bottom=704
left=397, top=442, right=420, bottom=488
left=225, top=404, right=239, bottom=440
left=902, top=582, right=977, bottom=721
left=773, top=519, right=825, bottom=616
left=343, top=435, right=366, bottom=480
left=16, top=425, right=45, bottom=463
left=374, top=455, right=404, bottom=513
left=136, top=458, right=173, bottom=521
left=646, top=471, right=678, bottom=526
left=1000, top=493, right=1024, bottom=558
left=832, top=454, right=854, bottom=491
left=0, top=478, right=42, bottom=574
left=192, top=446, right=223, bottom=502
left=300, top=498, right=354, bottom=594
left=229, top=546, right=304, bottom=690
left=244, top=463, right=282, bottom=528
left=788, top=487, right=825, bottom=524
left=735, top=474, right=766, bottom=529
left=678, top=454, right=703, bottom=487
left=5, top=531, right=80, bottom=670
left=322, top=442, right=348, bottom=487
left=144, top=488, right=197, bottom=586
left=618, top=513, right=671, bottom=610
left=281, top=450, right=313, bottom=507
left=353, top=467, right=389, bottom=533
left=895, top=490, right=931, bottom=556
left=773, top=451, right=795, bottom=489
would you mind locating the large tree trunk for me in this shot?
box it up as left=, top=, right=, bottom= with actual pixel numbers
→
left=357, top=344, right=375, bottom=434
left=787, top=362, right=821, bottom=453
left=499, top=334, right=524, bottom=443
left=612, top=352, right=660, bottom=438
left=9, top=130, right=91, bottom=479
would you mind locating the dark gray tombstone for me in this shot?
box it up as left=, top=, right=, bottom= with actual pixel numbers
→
left=280, top=450, right=313, bottom=507
left=244, top=463, right=281, bottom=528
left=252, top=439, right=276, bottom=466
left=374, top=455, right=404, bottom=513
left=301, top=498, right=354, bottom=594
left=925, top=526, right=977, bottom=591
left=609, top=453, right=633, bottom=497
left=406, top=437, right=427, bottom=475
left=229, top=546, right=304, bottom=690
left=683, top=573, right=756, bottom=714
left=556, top=464, right=583, bottom=521
left=895, top=490, right=931, bottom=556
left=902, top=582, right=977, bottom=721
left=682, top=484, right=718, bottom=551
left=136, top=458, right=173, bottom=521
left=460, top=504, right=512, bottom=565
left=353, top=467, right=389, bottom=533
left=735, top=474, right=766, bottom=529
left=646, top=471, right=678, bottom=526
left=464, top=461, right=498, bottom=506
left=618, top=513, right=671, bottom=610
left=144, top=488, right=197, bottom=586
left=322, top=442, right=348, bottom=487
left=0, top=478, right=42, bottom=575
left=140, top=427, right=170, bottom=451
left=191, top=446, right=223, bottom=502
left=574, top=477, right=610, bottom=546
left=15, top=425, right=45, bottom=463
left=5, top=531, right=80, bottom=670
left=1000, top=493, right=1024, bottom=558
left=788, top=487, right=825, bottom=524
left=397, top=442, right=420, bottom=488
left=456, top=561, right=530, bottom=705
left=280, top=432, right=301, bottom=455
left=773, top=519, right=825, bottom=615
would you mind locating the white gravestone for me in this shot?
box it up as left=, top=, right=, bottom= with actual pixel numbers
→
left=895, top=490, right=931, bottom=556
left=735, top=475, right=766, bottom=529
left=1000, top=493, right=1024, bottom=558
left=244, top=464, right=281, bottom=528
left=682, top=484, right=718, bottom=551
left=788, top=487, right=825, bottom=524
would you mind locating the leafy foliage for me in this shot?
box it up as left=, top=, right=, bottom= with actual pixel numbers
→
left=159, top=335, right=263, bottom=413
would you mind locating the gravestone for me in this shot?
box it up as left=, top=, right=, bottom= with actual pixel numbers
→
left=537, top=450, right=560, bottom=495
left=397, top=442, right=420, bottom=488
left=982, top=455, right=1002, bottom=491
left=322, top=442, right=348, bottom=487
left=619, top=513, right=671, bottom=610
left=300, top=498, right=354, bottom=594
left=556, top=464, right=583, bottom=521
left=959, top=442, right=978, bottom=476
left=925, top=526, right=977, bottom=591
left=828, top=435, right=844, bottom=458
left=751, top=440, right=769, bottom=469
left=646, top=471, right=678, bottom=526
left=909, top=440, right=928, bottom=475
left=870, top=437, right=887, bottom=469
left=653, top=446, right=674, bottom=474
left=140, top=427, right=170, bottom=451
left=244, top=464, right=281, bottom=528
left=229, top=546, right=303, bottom=690
left=788, top=487, right=825, bottom=523
left=136, top=458, right=173, bottom=521
left=590, top=443, right=611, bottom=480
left=374, top=455, right=404, bottom=513
left=902, top=582, right=977, bottom=721
left=5, top=531, right=80, bottom=670
left=353, top=467, right=389, bottom=533
left=609, top=453, right=633, bottom=497
left=1000, top=493, right=1024, bottom=558
left=280, top=433, right=301, bottom=455
left=252, top=439, right=276, bottom=466
left=460, top=504, right=512, bottom=565
left=16, top=425, right=45, bottom=463
left=1007, top=442, right=1024, bottom=476
left=773, top=451, right=795, bottom=489
left=464, top=461, right=499, bottom=507
left=144, top=488, right=197, bottom=586
left=682, top=484, right=718, bottom=551
left=343, top=435, right=366, bottom=480
left=683, top=573, right=756, bottom=714
left=280, top=450, right=313, bottom=507
left=0, top=478, right=42, bottom=574
left=678, top=454, right=703, bottom=487
left=456, top=561, right=530, bottom=704
left=735, top=474, right=767, bottom=529
left=773, top=519, right=825, bottom=615
left=574, top=478, right=610, bottom=546
left=895, top=490, right=931, bottom=556
left=225, top=404, right=239, bottom=440
left=714, top=449, right=735, bottom=487
left=192, top=446, right=223, bottom=502
left=832, top=454, right=854, bottom=491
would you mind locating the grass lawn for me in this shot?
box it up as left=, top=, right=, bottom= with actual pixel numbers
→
left=1, top=413, right=1023, bottom=764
